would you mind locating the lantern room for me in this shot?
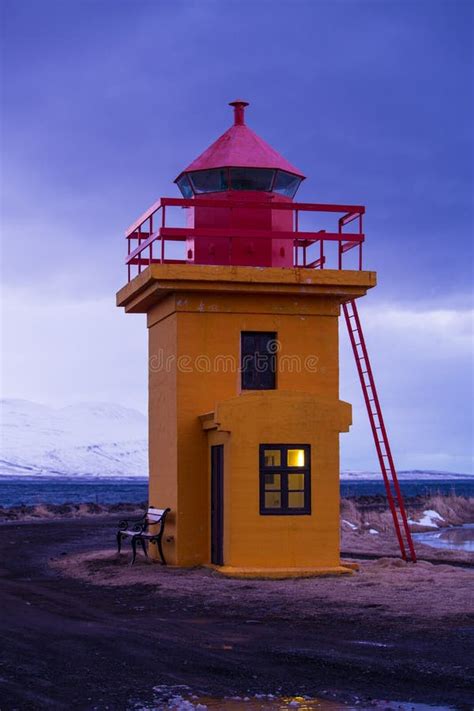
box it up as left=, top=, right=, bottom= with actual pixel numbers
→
left=174, top=101, right=305, bottom=268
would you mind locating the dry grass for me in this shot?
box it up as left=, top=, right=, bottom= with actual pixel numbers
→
left=422, top=494, right=474, bottom=525
left=0, top=501, right=144, bottom=522
left=341, top=495, right=474, bottom=534
left=51, top=549, right=474, bottom=622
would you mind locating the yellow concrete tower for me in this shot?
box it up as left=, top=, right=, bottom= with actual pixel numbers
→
left=117, top=101, right=375, bottom=576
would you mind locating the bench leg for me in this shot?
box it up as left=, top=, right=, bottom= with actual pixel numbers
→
left=157, top=536, right=166, bottom=566
left=139, top=537, right=148, bottom=558
left=116, top=531, right=122, bottom=554
left=130, top=537, right=138, bottom=566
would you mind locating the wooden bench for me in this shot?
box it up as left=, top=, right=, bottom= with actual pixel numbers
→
left=116, top=506, right=171, bottom=565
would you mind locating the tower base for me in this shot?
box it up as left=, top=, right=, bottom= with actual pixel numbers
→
left=207, top=563, right=356, bottom=579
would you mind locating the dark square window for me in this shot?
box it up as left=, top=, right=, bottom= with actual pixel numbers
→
left=259, top=444, right=311, bottom=515
left=241, top=332, right=277, bottom=390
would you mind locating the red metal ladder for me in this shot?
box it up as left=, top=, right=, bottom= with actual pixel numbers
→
left=343, top=299, right=417, bottom=562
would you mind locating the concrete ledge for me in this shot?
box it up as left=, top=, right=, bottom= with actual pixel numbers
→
left=117, top=264, right=376, bottom=313
left=341, top=560, right=360, bottom=571
left=207, top=564, right=355, bottom=579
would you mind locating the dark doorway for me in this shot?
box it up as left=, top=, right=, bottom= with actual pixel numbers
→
left=210, top=445, right=224, bottom=566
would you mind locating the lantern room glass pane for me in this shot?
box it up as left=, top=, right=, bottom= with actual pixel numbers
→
left=263, top=449, right=281, bottom=467
left=273, top=171, right=302, bottom=198
left=189, top=169, right=229, bottom=193
left=230, top=168, right=275, bottom=191
left=287, top=449, right=305, bottom=467
left=176, top=174, right=194, bottom=198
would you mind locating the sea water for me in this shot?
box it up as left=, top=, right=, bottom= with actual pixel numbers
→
left=413, top=523, right=474, bottom=553
left=0, top=476, right=473, bottom=509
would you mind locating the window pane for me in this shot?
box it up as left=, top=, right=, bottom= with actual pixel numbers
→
left=273, top=171, right=302, bottom=198
left=176, top=174, right=194, bottom=198
left=265, top=492, right=281, bottom=508
left=287, top=449, right=305, bottom=467
left=189, top=169, right=229, bottom=193
left=288, top=473, right=305, bottom=490
left=264, top=472, right=281, bottom=490
left=230, top=168, right=275, bottom=191
left=241, top=332, right=276, bottom=390
left=288, top=492, right=305, bottom=508
left=264, top=450, right=281, bottom=467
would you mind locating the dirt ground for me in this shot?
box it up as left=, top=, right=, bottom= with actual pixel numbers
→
left=0, top=516, right=473, bottom=710
left=53, top=547, right=474, bottom=621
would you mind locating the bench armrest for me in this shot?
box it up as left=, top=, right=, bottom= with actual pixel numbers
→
left=117, top=507, right=171, bottom=535
left=117, top=515, right=147, bottom=532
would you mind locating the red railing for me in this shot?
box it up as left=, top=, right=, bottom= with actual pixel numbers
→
left=125, top=197, right=365, bottom=281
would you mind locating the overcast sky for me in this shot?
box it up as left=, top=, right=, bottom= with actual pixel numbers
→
left=1, top=0, right=473, bottom=473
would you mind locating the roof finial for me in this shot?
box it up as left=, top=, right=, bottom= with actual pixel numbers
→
left=229, top=99, right=249, bottom=126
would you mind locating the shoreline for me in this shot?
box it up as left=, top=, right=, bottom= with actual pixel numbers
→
left=1, top=475, right=473, bottom=514
left=1, top=495, right=473, bottom=564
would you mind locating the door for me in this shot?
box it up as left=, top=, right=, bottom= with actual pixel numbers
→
left=210, top=444, right=224, bottom=566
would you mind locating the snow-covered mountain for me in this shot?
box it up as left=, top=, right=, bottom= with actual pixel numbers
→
left=0, top=399, right=471, bottom=480
left=0, top=399, right=147, bottom=477
left=340, top=470, right=472, bottom=480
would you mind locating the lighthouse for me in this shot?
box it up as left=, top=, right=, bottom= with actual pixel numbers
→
left=117, top=100, right=415, bottom=575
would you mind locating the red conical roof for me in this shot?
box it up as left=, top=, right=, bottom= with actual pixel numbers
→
left=177, top=100, right=305, bottom=179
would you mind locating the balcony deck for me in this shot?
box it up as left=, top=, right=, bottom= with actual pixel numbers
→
left=117, top=263, right=376, bottom=314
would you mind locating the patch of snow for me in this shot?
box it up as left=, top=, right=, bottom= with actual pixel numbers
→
left=368, top=529, right=379, bottom=535
left=145, top=686, right=208, bottom=710
left=168, top=698, right=207, bottom=710
left=408, top=509, right=444, bottom=528
left=409, top=509, right=445, bottom=528
left=423, top=509, right=444, bottom=521
left=342, top=520, right=357, bottom=530
left=418, top=510, right=444, bottom=527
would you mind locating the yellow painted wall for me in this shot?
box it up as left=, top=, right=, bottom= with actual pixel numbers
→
left=147, top=303, right=178, bottom=555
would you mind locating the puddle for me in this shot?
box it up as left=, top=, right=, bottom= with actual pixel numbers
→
left=414, top=523, right=474, bottom=552
left=132, top=687, right=346, bottom=710
left=132, top=685, right=456, bottom=710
